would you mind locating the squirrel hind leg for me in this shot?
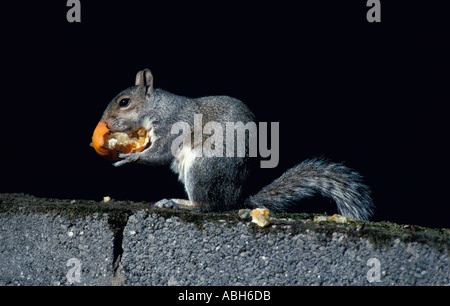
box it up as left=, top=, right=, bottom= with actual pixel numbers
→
left=152, top=198, right=199, bottom=210
left=152, top=198, right=213, bottom=213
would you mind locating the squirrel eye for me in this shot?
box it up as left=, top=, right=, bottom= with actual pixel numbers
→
left=119, top=98, right=131, bottom=108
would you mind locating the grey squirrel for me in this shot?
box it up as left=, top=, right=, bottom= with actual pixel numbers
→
left=92, top=69, right=374, bottom=220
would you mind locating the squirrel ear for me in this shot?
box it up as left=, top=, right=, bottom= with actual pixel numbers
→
left=135, top=69, right=153, bottom=96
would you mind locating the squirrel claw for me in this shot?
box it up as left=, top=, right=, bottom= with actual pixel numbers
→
left=113, top=152, right=140, bottom=167
left=113, top=159, right=128, bottom=167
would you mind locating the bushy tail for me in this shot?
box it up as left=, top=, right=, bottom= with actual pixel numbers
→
left=246, top=158, right=374, bottom=220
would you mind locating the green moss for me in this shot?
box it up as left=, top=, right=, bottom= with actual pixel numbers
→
left=144, top=208, right=450, bottom=253
left=2, top=193, right=449, bottom=254
left=0, top=193, right=148, bottom=234
left=271, top=214, right=450, bottom=253
left=147, top=208, right=242, bottom=230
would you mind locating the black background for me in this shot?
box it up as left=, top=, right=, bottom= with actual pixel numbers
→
left=1, top=1, right=448, bottom=228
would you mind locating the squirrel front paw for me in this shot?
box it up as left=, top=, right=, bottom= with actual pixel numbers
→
left=113, top=152, right=141, bottom=167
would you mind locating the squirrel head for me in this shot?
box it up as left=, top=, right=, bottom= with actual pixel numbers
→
left=92, top=69, right=154, bottom=161
left=99, top=69, right=154, bottom=132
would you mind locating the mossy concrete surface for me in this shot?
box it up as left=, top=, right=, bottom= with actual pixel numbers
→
left=0, top=193, right=449, bottom=285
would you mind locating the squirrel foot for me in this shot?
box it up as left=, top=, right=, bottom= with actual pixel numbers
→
left=313, top=214, right=355, bottom=224
left=152, top=198, right=199, bottom=210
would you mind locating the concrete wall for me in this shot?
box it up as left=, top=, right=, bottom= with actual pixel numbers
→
left=0, top=194, right=449, bottom=285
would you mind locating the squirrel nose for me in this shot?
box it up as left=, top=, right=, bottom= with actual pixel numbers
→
left=91, top=122, right=120, bottom=161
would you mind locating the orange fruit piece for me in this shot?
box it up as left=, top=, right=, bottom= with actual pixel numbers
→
left=91, top=122, right=150, bottom=161
left=91, top=122, right=119, bottom=161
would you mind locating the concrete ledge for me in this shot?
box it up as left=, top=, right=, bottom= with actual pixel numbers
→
left=1, top=194, right=449, bottom=285
left=0, top=193, right=146, bottom=286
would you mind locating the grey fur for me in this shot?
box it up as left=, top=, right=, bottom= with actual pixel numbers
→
left=246, top=158, right=374, bottom=220
left=97, top=69, right=374, bottom=220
